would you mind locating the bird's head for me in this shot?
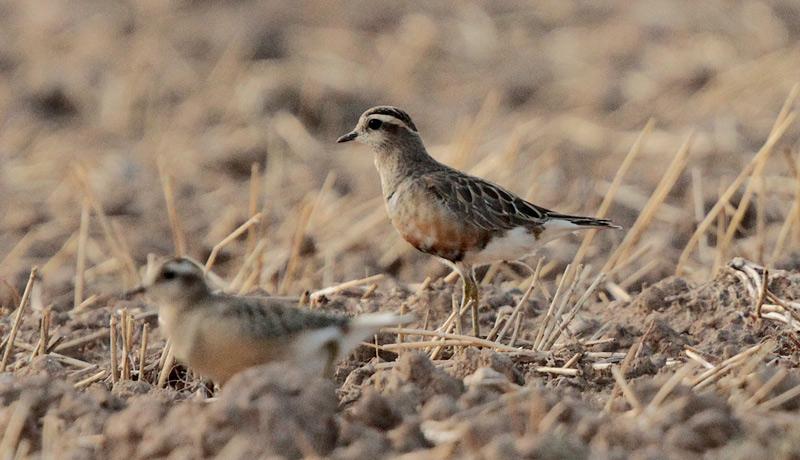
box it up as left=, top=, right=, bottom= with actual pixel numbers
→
left=126, top=257, right=210, bottom=306
left=337, top=106, right=422, bottom=152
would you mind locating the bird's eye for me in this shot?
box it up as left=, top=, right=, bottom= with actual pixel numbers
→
left=162, top=270, right=177, bottom=280
left=367, top=119, right=383, bottom=130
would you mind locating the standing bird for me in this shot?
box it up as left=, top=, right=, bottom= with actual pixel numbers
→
left=127, top=257, right=412, bottom=384
left=338, top=106, right=619, bottom=336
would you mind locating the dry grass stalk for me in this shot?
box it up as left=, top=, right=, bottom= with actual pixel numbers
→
left=0, top=267, right=37, bottom=373
left=618, top=259, right=659, bottom=290
left=647, top=361, right=698, bottom=412
left=743, top=367, right=788, bottom=408
left=533, top=264, right=573, bottom=350
left=157, top=157, right=187, bottom=257
left=605, top=281, right=631, bottom=302
left=482, top=310, right=510, bottom=340
left=383, top=327, right=527, bottom=353
left=422, top=307, right=431, bottom=331
left=415, top=276, right=432, bottom=294
left=452, top=91, right=499, bottom=169
left=371, top=340, right=474, bottom=350
left=204, top=212, right=262, bottom=274
left=611, top=365, right=643, bottom=415
left=483, top=262, right=505, bottom=287
left=74, top=370, right=108, bottom=388
left=691, top=167, right=711, bottom=261
left=323, top=197, right=386, bottom=256
left=74, top=197, right=90, bottom=309
left=428, top=300, right=475, bottom=360
left=279, top=201, right=314, bottom=295
left=239, top=265, right=262, bottom=294
left=713, top=187, right=728, bottom=272
left=771, top=149, right=800, bottom=262
left=0, top=232, right=35, bottom=279
left=126, top=311, right=134, bottom=377
left=603, top=131, right=693, bottom=272
left=586, top=351, right=628, bottom=359
left=494, top=276, right=537, bottom=343
left=731, top=340, right=780, bottom=391
left=53, top=329, right=108, bottom=353
left=537, top=401, right=566, bottom=433
left=157, top=343, right=175, bottom=388
left=760, top=381, right=800, bottom=411
left=157, top=338, right=171, bottom=372
left=40, top=231, right=79, bottom=280
left=755, top=269, right=769, bottom=318
left=397, top=302, right=407, bottom=349
left=361, top=283, right=378, bottom=299
left=15, top=342, right=95, bottom=369
left=691, top=341, right=769, bottom=389
left=765, top=291, right=800, bottom=322
left=0, top=400, right=31, bottom=457
left=444, top=269, right=460, bottom=283
left=605, top=344, right=638, bottom=412
left=756, top=177, right=766, bottom=264
left=509, top=312, right=524, bottom=347
left=684, top=347, right=715, bottom=369
left=109, top=315, right=119, bottom=383
left=582, top=337, right=615, bottom=346
left=246, top=162, right=261, bottom=257
left=229, top=238, right=267, bottom=292
left=563, top=353, right=582, bottom=369
left=570, top=119, right=654, bottom=271
left=677, top=96, right=798, bottom=274
left=310, top=274, right=384, bottom=299
left=544, top=272, right=606, bottom=351
left=535, top=366, right=579, bottom=376
left=373, top=360, right=454, bottom=370
left=73, top=166, right=139, bottom=286
left=37, top=306, right=52, bottom=357
left=120, top=311, right=131, bottom=380
left=452, top=295, right=463, bottom=337
left=720, top=145, right=782, bottom=261
left=138, top=323, right=149, bottom=382
left=41, top=413, right=62, bottom=457
left=604, top=242, right=655, bottom=281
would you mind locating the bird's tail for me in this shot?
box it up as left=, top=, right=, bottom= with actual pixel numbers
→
left=349, top=313, right=415, bottom=336
left=338, top=313, right=415, bottom=357
left=546, top=212, right=621, bottom=229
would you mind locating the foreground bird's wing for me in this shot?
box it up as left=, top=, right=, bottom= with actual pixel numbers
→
left=420, top=168, right=552, bottom=232
left=215, top=296, right=349, bottom=339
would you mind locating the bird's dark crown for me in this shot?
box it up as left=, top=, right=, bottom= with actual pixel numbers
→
left=364, top=106, right=418, bottom=132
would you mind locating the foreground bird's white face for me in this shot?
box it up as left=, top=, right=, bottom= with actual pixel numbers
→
left=144, top=258, right=210, bottom=306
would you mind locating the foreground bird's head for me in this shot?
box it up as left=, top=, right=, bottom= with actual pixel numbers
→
left=128, top=257, right=211, bottom=307
left=337, top=106, right=424, bottom=153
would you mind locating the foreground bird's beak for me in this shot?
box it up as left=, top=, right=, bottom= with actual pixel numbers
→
left=337, top=131, right=358, bottom=143
left=122, top=285, right=146, bottom=299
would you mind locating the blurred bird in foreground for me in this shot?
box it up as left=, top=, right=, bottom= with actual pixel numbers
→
left=127, top=257, right=412, bottom=384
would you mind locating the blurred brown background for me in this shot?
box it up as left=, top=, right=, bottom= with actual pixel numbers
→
left=1, top=0, right=799, bottom=299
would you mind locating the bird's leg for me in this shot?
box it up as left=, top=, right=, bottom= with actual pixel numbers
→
left=459, top=266, right=480, bottom=337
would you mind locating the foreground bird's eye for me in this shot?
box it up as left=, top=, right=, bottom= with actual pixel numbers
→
left=162, top=270, right=176, bottom=280
left=367, top=118, right=383, bottom=130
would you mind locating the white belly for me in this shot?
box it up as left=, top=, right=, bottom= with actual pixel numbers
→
left=462, top=221, right=582, bottom=266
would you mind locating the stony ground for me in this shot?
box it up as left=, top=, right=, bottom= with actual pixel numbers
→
left=2, top=1, right=800, bottom=459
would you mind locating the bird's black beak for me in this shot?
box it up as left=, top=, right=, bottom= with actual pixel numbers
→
left=122, top=285, right=146, bottom=299
left=337, top=131, right=358, bottom=143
